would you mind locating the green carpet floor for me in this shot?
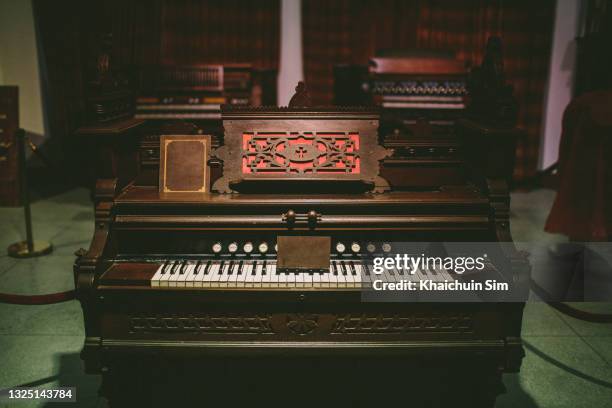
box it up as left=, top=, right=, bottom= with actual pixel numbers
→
left=0, top=188, right=611, bottom=407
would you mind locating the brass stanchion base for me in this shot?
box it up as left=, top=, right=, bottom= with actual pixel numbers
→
left=7, top=241, right=53, bottom=258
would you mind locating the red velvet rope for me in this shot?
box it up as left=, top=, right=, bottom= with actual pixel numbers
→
left=0, top=290, right=76, bottom=305
left=530, top=280, right=612, bottom=323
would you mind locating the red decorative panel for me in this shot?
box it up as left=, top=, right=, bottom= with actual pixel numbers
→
left=241, top=132, right=360, bottom=175
left=213, top=107, right=391, bottom=193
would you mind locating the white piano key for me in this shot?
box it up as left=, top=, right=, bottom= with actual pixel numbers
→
left=295, top=271, right=304, bottom=288
left=414, top=266, right=427, bottom=284
left=312, top=271, right=320, bottom=288
left=168, top=263, right=184, bottom=287
left=244, top=262, right=259, bottom=288
left=354, top=263, right=365, bottom=288
left=245, top=263, right=256, bottom=288
left=218, top=262, right=231, bottom=288
left=272, top=267, right=282, bottom=287
left=427, top=265, right=444, bottom=282
left=151, top=263, right=165, bottom=286
left=285, top=271, right=295, bottom=287
left=382, top=265, right=394, bottom=285
left=305, top=272, right=313, bottom=288
left=193, top=261, right=209, bottom=287
left=178, top=264, right=195, bottom=287
left=321, top=265, right=331, bottom=288
left=201, top=262, right=215, bottom=287
left=322, top=268, right=332, bottom=288
left=440, top=266, right=455, bottom=282
left=228, top=261, right=241, bottom=288
left=208, top=262, right=223, bottom=288
left=344, top=262, right=354, bottom=287
left=269, top=264, right=279, bottom=287
left=353, top=262, right=362, bottom=288
left=241, top=262, right=256, bottom=286
left=262, top=262, right=272, bottom=286
left=253, top=262, right=263, bottom=288
left=159, top=262, right=175, bottom=286
left=335, top=262, right=346, bottom=288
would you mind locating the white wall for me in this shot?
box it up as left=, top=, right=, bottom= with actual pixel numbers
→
left=0, top=0, right=46, bottom=138
left=277, top=0, right=304, bottom=106
left=539, top=0, right=582, bottom=169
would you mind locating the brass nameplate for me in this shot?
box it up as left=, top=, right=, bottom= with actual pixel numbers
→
left=277, top=236, right=330, bottom=271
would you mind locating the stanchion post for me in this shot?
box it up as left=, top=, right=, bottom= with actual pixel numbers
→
left=7, top=129, right=52, bottom=258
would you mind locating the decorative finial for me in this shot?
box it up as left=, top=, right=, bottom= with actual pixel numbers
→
left=288, top=81, right=312, bottom=107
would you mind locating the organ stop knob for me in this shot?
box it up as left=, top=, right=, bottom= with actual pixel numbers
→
left=228, top=242, right=238, bottom=253
left=336, top=242, right=346, bottom=253
left=212, top=242, right=223, bottom=254
left=243, top=242, right=254, bottom=254
left=259, top=242, right=269, bottom=254
left=351, top=242, right=361, bottom=253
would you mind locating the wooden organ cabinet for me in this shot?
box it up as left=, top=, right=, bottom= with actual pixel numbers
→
left=75, top=40, right=528, bottom=407
left=334, top=38, right=522, bottom=190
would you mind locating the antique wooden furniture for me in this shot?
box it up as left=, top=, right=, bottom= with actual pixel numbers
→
left=75, top=118, right=145, bottom=192
left=84, top=33, right=134, bottom=124
left=335, top=40, right=522, bottom=190
left=76, top=89, right=528, bottom=405
left=0, top=86, right=20, bottom=206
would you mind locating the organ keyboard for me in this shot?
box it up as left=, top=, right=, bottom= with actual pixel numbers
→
left=126, top=258, right=465, bottom=288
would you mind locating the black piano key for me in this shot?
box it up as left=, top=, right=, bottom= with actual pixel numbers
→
left=179, top=261, right=188, bottom=274
left=203, top=260, right=212, bottom=275
left=363, top=263, right=371, bottom=276
left=336, top=262, right=346, bottom=275
left=228, top=260, right=234, bottom=275
left=170, top=262, right=182, bottom=275
left=160, top=261, right=169, bottom=274
left=258, top=260, right=265, bottom=275
left=237, top=260, right=244, bottom=275
left=343, top=261, right=354, bottom=275
left=331, top=263, right=337, bottom=275
left=193, top=260, right=201, bottom=274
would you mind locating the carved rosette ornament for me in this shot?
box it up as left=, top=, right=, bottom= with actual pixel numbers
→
left=286, top=314, right=319, bottom=336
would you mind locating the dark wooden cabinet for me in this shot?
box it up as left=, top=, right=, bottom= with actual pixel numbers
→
left=0, top=86, right=20, bottom=206
left=75, top=118, right=145, bottom=192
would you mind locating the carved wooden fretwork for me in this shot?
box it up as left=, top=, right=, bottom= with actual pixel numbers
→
left=213, top=107, right=392, bottom=193
left=242, top=132, right=360, bottom=175
left=129, top=314, right=275, bottom=334
left=331, top=313, right=474, bottom=334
